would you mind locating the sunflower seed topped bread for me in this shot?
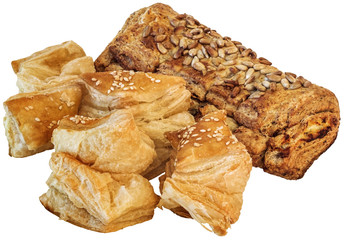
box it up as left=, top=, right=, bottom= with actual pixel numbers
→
left=94, top=3, right=340, bottom=179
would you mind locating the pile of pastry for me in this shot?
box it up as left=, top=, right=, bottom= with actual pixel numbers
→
left=3, top=3, right=340, bottom=236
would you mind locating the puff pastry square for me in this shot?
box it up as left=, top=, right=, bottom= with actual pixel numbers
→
left=52, top=110, right=156, bottom=174
left=159, top=110, right=252, bottom=236
left=3, top=84, right=82, bottom=157
left=12, top=40, right=95, bottom=92
left=40, top=152, right=159, bottom=233
left=79, top=70, right=195, bottom=179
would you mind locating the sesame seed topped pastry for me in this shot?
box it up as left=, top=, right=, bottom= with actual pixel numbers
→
left=158, top=110, right=252, bottom=236
left=52, top=110, right=156, bottom=174
left=79, top=70, right=195, bottom=179
left=12, top=40, right=95, bottom=93
left=39, top=152, right=159, bottom=233
left=94, top=3, right=340, bottom=179
left=3, top=84, right=82, bottom=158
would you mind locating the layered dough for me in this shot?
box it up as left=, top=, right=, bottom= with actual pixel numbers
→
left=40, top=152, right=159, bottom=233
left=159, top=111, right=252, bottom=236
left=3, top=84, right=82, bottom=157
left=52, top=110, right=156, bottom=174
left=12, top=40, right=95, bottom=92
left=79, top=71, right=195, bottom=179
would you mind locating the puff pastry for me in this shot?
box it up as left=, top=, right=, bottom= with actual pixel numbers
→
left=94, top=3, right=340, bottom=179
left=79, top=70, right=195, bottom=178
left=3, top=84, right=82, bottom=157
left=12, top=40, right=95, bottom=92
left=158, top=111, right=252, bottom=236
left=40, top=152, right=159, bottom=233
left=52, top=110, right=156, bottom=174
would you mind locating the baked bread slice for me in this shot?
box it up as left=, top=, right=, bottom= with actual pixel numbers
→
left=52, top=110, right=156, bottom=174
left=79, top=70, right=195, bottom=178
left=40, top=152, right=159, bottom=233
left=3, top=84, right=82, bottom=157
left=94, top=3, right=340, bottom=179
left=158, top=111, right=252, bottom=236
left=12, top=40, right=95, bottom=92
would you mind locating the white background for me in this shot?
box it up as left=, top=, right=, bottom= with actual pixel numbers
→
left=1, top=0, right=344, bottom=239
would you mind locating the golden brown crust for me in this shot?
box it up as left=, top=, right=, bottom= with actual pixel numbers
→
left=3, top=84, right=82, bottom=157
left=12, top=40, right=95, bottom=92
left=40, top=152, right=159, bottom=233
left=94, top=3, right=340, bottom=179
left=52, top=110, right=156, bottom=174
left=159, top=111, right=252, bottom=236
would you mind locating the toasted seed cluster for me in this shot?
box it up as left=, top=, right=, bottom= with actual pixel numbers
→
left=142, top=13, right=312, bottom=99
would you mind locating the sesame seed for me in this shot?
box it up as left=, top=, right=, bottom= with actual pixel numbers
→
left=217, top=138, right=222, bottom=141
left=24, top=107, right=30, bottom=111
left=28, top=106, right=33, bottom=109
left=194, top=143, right=201, bottom=147
left=155, top=79, right=161, bottom=83
left=91, top=77, right=97, bottom=82
left=80, top=120, right=86, bottom=124
left=107, top=90, right=111, bottom=94
left=140, top=87, right=145, bottom=90
left=200, top=129, right=206, bottom=132
left=59, top=105, right=63, bottom=110
left=128, top=76, right=132, bottom=80
left=129, top=83, right=134, bottom=86
left=213, top=118, right=219, bottom=121
left=207, top=134, right=212, bottom=138
left=191, top=134, right=199, bottom=137
left=178, top=134, right=181, bottom=138
left=52, top=121, right=57, bottom=124
left=95, top=80, right=101, bottom=86
left=110, top=87, right=114, bottom=91
left=204, top=119, right=210, bottom=122
left=196, top=137, right=202, bottom=141
left=226, top=141, right=231, bottom=145
left=129, top=70, right=135, bottom=76
left=207, top=128, right=211, bottom=131
left=129, top=86, right=134, bottom=90
left=123, top=87, right=129, bottom=90
left=35, top=117, right=41, bottom=122
left=184, top=140, right=189, bottom=145
left=124, top=77, right=129, bottom=81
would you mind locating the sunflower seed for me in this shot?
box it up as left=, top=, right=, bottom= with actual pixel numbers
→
left=261, top=67, right=278, bottom=74
left=216, top=39, right=225, bottom=48
left=245, top=68, right=255, bottom=79
left=193, top=61, right=206, bottom=72
left=155, top=34, right=166, bottom=42
left=183, top=56, right=193, bottom=65
left=210, top=41, right=218, bottom=50
left=201, top=46, right=209, bottom=58
left=225, top=54, right=238, bottom=61
left=303, top=80, right=311, bottom=87
left=285, top=72, right=297, bottom=78
left=231, top=86, right=240, bottom=98
left=142, top=25, right=152, bottom=38
left=222, top=60, right=236, bottom=66
left=197, top=49, right=204, bottom=59
left=173, top=47, right=184, bottom=59
left=297, top=76, right=306, bottom=84
left=218, top=48, right=225, bottom=58
left=191, top=56, right=199, bottom=66
left=245, top=75, right=255, bottom=85
left=249, top=91, right=264, bottom=99
left=169, top=17, right=179, bottom=27
left=245, top=83, right=255, bottom=91
left=281, top=78, right=290, bottom=89
left=262, top=80, right=271, bottom=88
left=285, top=74, right=296, bottom=83
left=242, top=60, right=254, bottom=67
left=235, top=64, right=248, bottom=71
left=157, top=43, right=167, bottom=54
left=189, top=48, right=198, bottom=57
left=289, top=81, right=302, bottom=90
left=254, top=82, right=266, bottom=92
left=170, top=35, right=179, bottom=46
left=241, top=48, right=252, bottom=57
left=187, top=40, right=198, bottom=49
left=258, top=57, right=272, bottom=65
left=266, top=74, right=281, bottom=82
left=199, top=38, right=211, bottom=44
left=205, top=45, right=218, bottom=57
left=179, top=37, right=188, bottom=49
left=224, top=46, right=238, bottom=54
left=253, top=63, right=266, bottom=70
